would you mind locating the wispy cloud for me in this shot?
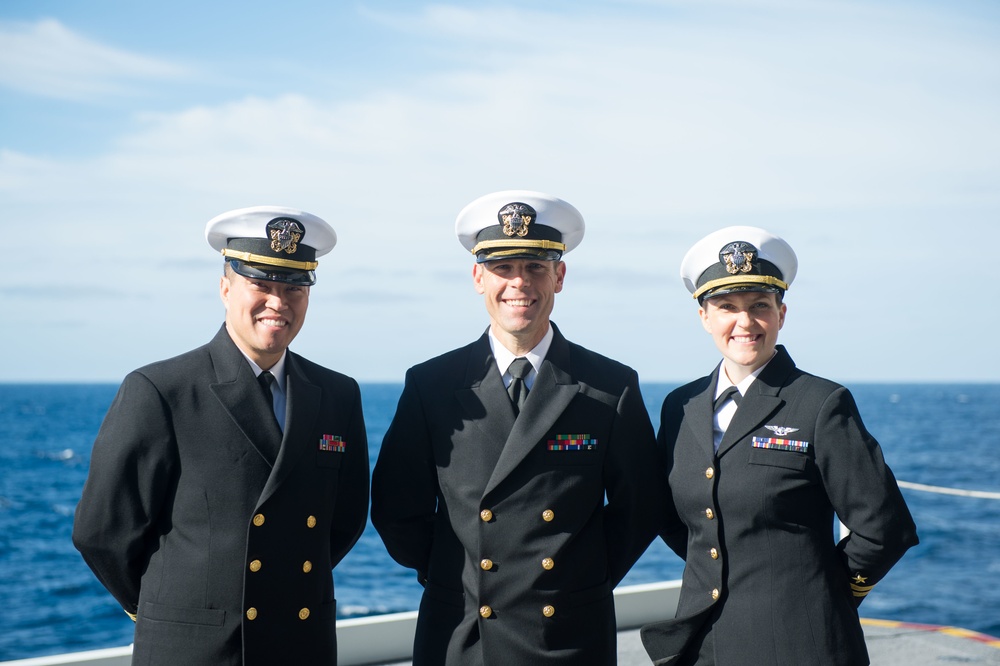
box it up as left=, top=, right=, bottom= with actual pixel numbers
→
left=6, top=3, right=997, bottom=217
left=1, top=3, right=998, bottom=381
left=0, top=19, right=186, bottom=101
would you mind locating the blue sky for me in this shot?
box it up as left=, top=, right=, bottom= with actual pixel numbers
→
left=2, top=0, right=998, bottom=383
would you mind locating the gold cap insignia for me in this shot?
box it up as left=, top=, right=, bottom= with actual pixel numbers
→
left=720, top=241, right=756, bottom=275
left=268, top=218, right=304, bottom=255
left=498, top=202, right=535, bottom=238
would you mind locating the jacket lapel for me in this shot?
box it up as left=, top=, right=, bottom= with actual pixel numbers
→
left=682, top=365, right=720, bottom=458
left=455, top=333, right=516, bottom=462
left=257, top=352, right=321, bottom=506
left=715, top=347, right=794, bottom=458
left=208, top=326, right=283, bottom=466
left=484, top=328, right=579, bottom=497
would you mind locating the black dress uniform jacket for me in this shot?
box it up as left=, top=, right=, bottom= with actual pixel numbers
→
left=371, top=324, right=662, bottom=665
left=641, top=346, right=918, bottom=666
left=73, top=326, right=369, bottom=666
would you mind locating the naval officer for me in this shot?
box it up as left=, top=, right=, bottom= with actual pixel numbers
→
left=73, top=206, right=370, bottom=665
left=371, top=190, right=663, bottom=665
left=640, top=226, right=918, bottom=665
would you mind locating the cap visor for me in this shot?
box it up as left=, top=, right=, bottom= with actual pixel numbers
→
left=229, top=260, right=316, bottom=286
left=476, top=248, right=563, bottom=263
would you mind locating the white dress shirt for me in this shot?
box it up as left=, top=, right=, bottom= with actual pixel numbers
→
left=488, top=325, right=554, bottom=392
left=712, top=359, right=772, bottom=452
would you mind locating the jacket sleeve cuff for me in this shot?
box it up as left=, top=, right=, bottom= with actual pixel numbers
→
left=850, top=572, right=876, bottom=601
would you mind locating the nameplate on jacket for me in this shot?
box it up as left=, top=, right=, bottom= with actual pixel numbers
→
left=319, top=434, right=346, bottom=453
left=752, top=436, right=808, bottom=453
left=547, top=434, right=598, bottom=451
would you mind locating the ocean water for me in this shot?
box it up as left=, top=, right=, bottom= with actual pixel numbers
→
left=1, top=382, right=998, bottom=660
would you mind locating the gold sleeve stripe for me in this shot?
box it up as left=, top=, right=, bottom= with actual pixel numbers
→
left=221, top=249, right=318, bottom=270
left=692, top=275, right=790, bottom=300
left=851, top=582, right=876, bottom=597
left=125, top=610, right=137, bottom=622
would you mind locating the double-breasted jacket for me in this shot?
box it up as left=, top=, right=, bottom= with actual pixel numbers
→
left=371, top=325, right=663, bottom=665
left=73, top=326, right=369, bottom=665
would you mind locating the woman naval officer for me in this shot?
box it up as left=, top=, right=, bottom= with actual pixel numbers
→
left=640, top=226, right=918, bottom=666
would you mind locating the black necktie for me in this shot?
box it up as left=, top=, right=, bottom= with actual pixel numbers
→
left=255, top=371, right=282, bottom=463
left=507, top=358, right=532, bottom=416
left=714, top=385, right=742, bottom=412
left=258, top=371, right=280, bottom=428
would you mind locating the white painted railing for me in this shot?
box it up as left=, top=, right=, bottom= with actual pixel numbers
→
left=1, top=580, right=683, bottom=666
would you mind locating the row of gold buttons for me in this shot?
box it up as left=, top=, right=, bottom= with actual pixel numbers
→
left=479, top=558, right=555, bottom=571
left=246, top=514, right=319, bottom=620
left=246, top=608, right=312, bottom=621
left=251, top=513, right=318, bottom=528
left=704, top=469, right=721, bottom=602
left=480, top=509, right=556, bottom=522
left=479, top=605, right=556, bottom=618
left=477, top=508, right=558, bottom=619
left=248, top=559, right=313, bottom=573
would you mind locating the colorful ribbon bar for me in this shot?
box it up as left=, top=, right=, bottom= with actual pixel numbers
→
left=319, top=434, right=346, bottom=452
left=752, top=436, right=808, bottom=452
left=547, top=434, right=598, bottom=451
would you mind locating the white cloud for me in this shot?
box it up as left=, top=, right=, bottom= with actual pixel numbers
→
left=0, top=19, right=186, bottom=101
left=1, top=3, right=998, bottom=382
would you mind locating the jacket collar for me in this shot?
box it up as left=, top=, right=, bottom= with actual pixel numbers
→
left=483, top=323, right=580, bottom=496
left=206, top=325, right=321, bottom=490
left=715, top=345, right=795, bottom=457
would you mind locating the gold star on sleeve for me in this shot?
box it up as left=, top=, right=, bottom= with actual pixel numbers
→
left=850, top=573, right=875, bottom=599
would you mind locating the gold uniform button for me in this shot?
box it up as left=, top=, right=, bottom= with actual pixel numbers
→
left=541, top=509, right=555, bottom=522
left=705, top=508, right=715, bottom=520
left=249, top=559, right=262, bottom=572
left=710, top=548, right=719, bottom=560
left=299, top=608, right=310, bottom=620
left=541, top=558, right=554, bottom=570
left=711, top=588, right=720, bottom=600
left=302, top=561, right=313, bottom=573
left=252, top=514, right=265, bottom=527
left=705, top=467, right=715, bottom=479
left=542, top=605, right=555, bottom=618
left=480, top=559, right=494, bottom=571
left=306, top=515, right=317, bottom=528
left=480, top=605, right=493, bottom=618
left=246, top=607, right=258, bottom=620
left=480, top=509, right=493, bottom=522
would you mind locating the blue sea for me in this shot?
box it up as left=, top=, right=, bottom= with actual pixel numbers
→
left=1, top=382, right=998, bottom=660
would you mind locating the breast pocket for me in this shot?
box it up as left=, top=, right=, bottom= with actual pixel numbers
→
left=543, top=449, right=602, bottom=466
left=316, top=434, right=347, bottom=468
left=747, top=446, right=809, bottom=472
left=316, top=451, right=344, bottom=468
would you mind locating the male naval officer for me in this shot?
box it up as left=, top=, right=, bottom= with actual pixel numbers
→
left=73, top=206, right=370, bottom=665
left=371, top=190, right=663, bottom=665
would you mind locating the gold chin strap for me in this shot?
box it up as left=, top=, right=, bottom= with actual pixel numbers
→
left=471, top=238, right=566, bottom=255
left=693, top=275, right=789, bottom=300
left=222, top=249, right=318, bottom=270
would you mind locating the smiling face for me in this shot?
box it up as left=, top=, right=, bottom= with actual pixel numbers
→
left=699, top=291, right=786, bottom=384
left=473, top=258, right=565, bottom=355
left=220, top=265, right=309, bottom=369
